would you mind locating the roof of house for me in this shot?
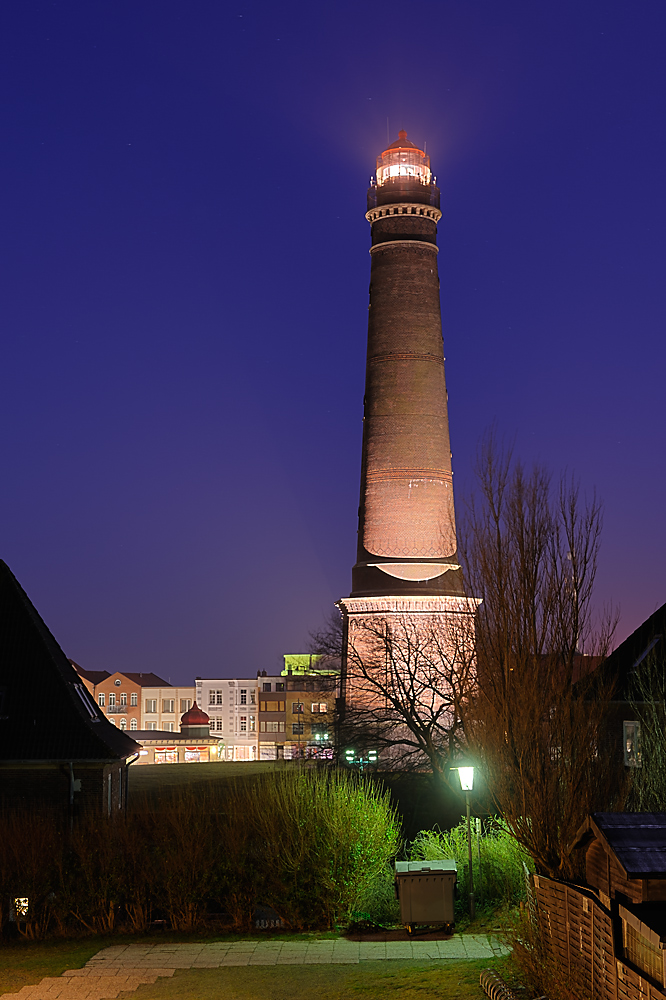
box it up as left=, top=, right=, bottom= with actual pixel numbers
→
left=0, top=560, right=140, bottom=763
left=71, top=661, right=110, bottom=685
left=602, top=602, right=666, bottom=698
left=71, top=662, right=170, bottom=688
left=132, top=730, right=222, bottom=744
left=572, top=812, right=666, bottom=878
left=122, top=672, right=170, bottom=687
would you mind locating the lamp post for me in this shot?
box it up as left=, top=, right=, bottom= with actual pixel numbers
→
left=453, top=765, right=475, bottom=921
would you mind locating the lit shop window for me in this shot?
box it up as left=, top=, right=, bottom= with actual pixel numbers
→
left=154, top=747, right=178, bottom=764
left=185, top=747, right=209, bottom=762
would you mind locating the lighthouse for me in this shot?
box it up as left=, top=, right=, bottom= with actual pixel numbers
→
left=338, top=131, right=478, bottom=704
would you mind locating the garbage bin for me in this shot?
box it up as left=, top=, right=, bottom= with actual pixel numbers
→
left=394, top=860, right=457, bottom=935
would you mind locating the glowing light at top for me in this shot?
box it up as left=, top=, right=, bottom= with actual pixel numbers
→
left=375, top=130, right=431, bottom=187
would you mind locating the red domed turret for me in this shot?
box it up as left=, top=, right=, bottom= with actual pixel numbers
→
left=180, top=701, right=209, bottom=727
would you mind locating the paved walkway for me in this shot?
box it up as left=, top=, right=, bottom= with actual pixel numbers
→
left=1, top=935, right=509, bottom=1000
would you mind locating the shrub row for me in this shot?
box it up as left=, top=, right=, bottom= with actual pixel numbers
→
left=0, top=769, right=400, bottom=938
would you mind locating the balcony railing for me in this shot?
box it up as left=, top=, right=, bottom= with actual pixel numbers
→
left=106, top=704, right=135, bottom=714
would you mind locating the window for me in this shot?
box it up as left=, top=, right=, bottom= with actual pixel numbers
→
left=276, top=682, right=285, bottom=692
left=240, top=689, right=247, bottom=705
left=624, top=721, right=642, bottom=767
left=260, top=721, right=266, bottom=732
left=263, top=682, right=272, bottom=692
left=130, top=719, right=138, bottom=730
left=209, top=690, right=223, bottom=705
left=114, top=679, right=121, bottom=687
left=250, top=690, right=256, bottom=704
left=240, top=716, right=247, bottom=732
left=292, top=702, right=304, bottom=714
left=109, top=693, right=116, bottom=707
left=180, top=699, right=191, bottom=712
left=249, top=715, right=256, bottom=732
left=279, top=721, right=285, bottom=732
left=147, top=722, right=157, bottom=731
left=292, top=723, right=304, bottom=735
left=262, top=700, right=280, bottom=712
left=267, top=721, right=280, bottom=733
left=162, top=699, right=175, bottom=713
left=109, top=717, right=116, bottom=725
left=145, top=699, right=157, bottom=713
left=311, top=723, right=329, bottom=738
left=130, top=692, right=137, bottom=707
left=213, top=719, right=223, bottom=731
left=167, top=722, right=175, bottom=732
left=120, top=693, right=127, bottom=706
left=120, top=718, right=127, bottom=730
left=98, top=693, right=105, bottom=706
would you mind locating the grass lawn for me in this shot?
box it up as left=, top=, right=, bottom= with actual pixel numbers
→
left=128, top=761, right=281, bottom=796
left=0, top=936, right=513, bottom=999
left=119, top=958, right=509, bottom=1000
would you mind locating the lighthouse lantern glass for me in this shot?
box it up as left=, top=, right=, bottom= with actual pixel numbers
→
left=376, top=146, right=431, bottom=187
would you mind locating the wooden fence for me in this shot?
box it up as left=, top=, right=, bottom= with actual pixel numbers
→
left=532, top=875, right=666, bottom=1000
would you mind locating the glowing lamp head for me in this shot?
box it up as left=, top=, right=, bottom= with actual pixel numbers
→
left=455, top=766, right=475, bottom=791
left=376, top=130, right=431, bottom=188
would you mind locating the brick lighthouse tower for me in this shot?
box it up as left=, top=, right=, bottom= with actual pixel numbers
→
left=338, top=131, right=478, bottom=709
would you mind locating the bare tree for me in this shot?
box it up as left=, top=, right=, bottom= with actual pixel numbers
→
left=459, top=438, right=622, bottom=880
left=341, top=607, right=478, bottom=787
left=308, top=609, right=344, bottom=660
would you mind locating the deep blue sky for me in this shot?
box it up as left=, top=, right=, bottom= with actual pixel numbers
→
left=2, top=1, right=665, bottom=683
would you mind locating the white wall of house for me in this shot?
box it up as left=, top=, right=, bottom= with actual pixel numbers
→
left=195, top=678, right=259, bottom=760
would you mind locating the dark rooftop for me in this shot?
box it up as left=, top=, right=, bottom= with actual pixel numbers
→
left=0, top=560, right=139, bottom=763
left=583, top=813, right=666, bottom=878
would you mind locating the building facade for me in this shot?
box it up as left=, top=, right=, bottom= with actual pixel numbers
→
left=195, top=677, right=258, bottom=760
left=74, top=665, right=194, bottom=734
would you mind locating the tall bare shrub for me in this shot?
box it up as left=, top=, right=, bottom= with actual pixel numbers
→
left=460, top=439, right=622, bottom=880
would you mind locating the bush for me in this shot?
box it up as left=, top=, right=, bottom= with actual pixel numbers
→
left=410, top=818, right=533, bottom=919
left=0, top=768, right=400, bottom=938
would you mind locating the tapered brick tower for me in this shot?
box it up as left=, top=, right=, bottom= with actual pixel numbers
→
left=338, top=132, right=478, bottom=710
left=351, top=130, right=461, bottom=598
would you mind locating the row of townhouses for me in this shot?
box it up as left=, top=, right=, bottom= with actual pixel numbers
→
left=74, top=655, right=339, bottom=762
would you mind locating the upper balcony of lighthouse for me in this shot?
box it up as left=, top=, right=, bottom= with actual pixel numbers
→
left=367, top=130, right=440, bottom=211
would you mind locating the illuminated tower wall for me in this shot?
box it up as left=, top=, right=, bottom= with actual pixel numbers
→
left=339, top=131, right=478, bottom=707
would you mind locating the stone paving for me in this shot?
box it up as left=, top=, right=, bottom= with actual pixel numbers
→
left=1, top=935, right=509, bottom=1000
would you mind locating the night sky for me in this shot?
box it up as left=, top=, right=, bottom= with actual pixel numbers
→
left=2, top=2, right=665, bottom=683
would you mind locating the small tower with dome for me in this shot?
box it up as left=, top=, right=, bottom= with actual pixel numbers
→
left=180, top=702, right=210, bottom=739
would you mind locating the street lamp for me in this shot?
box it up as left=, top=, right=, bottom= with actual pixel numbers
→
left=452, top=764, right=475, bottom=920
left=344, top=748, right=377, bottom=773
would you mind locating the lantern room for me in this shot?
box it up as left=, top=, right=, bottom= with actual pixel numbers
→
left=368, top=130, right=440, bottom=210
left=376, top=130, right=431, bottom=187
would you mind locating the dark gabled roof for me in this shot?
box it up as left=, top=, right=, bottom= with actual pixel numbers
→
left=572, top=812, right=666, bottom=878
left=122, top=672, right=170, bottom=687
left=71, top=661, right=110, bottom=685
left=0, top=561, right=140, bottom=763
left=602, top=602, right=666, bottom=698
left=70, top=662, right=171, bottom=689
